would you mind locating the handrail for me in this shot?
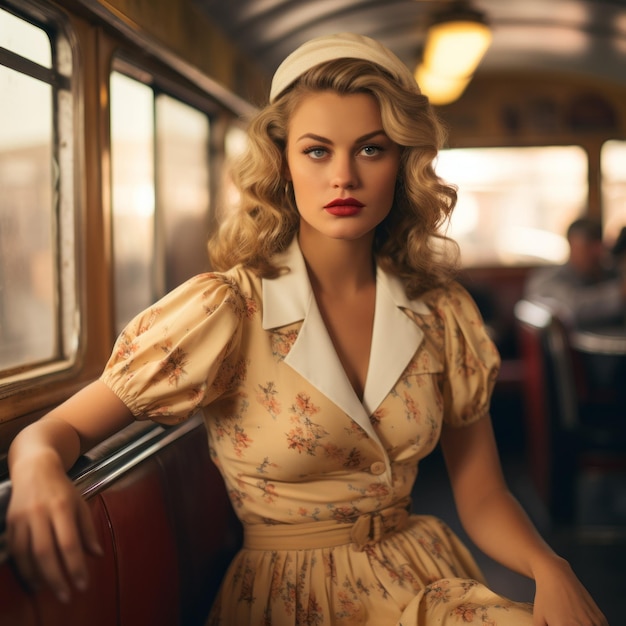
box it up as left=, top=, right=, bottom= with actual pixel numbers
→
left=0, top=413, right=205, bottom=563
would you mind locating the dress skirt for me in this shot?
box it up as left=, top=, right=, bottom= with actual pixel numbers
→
left=206, top=514, right=534, bottom=625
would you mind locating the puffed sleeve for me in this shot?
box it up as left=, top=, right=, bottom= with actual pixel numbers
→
left=424, top=282, right=501, bottom=427
left=100, top=272, right=252, bottom=425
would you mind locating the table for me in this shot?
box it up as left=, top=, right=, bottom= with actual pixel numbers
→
left=570, top=326, right=626, bottom=355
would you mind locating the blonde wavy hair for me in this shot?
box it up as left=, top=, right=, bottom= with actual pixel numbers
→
left=208, top=58, right=459, bottom=298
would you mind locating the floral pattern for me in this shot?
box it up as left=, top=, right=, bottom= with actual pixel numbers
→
left=101, top=254, right=530, bottom=625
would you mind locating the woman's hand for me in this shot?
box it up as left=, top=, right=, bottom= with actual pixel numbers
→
left=441, top=418, right=609, bottom=625
left=6, top=450, right=103, bottom=603
left=6, top=381, right=134, bottom=601
left=532, top=555, right=609, bottom=626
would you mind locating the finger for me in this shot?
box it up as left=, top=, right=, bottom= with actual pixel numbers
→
left=6, top=519, right=40, bottom=592
left=51, top=504, right=91, bottom=593
left=30, top=514, right=72, bottom=603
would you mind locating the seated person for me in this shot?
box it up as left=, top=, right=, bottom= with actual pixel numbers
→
left=525, top=217, right=626, bottom=329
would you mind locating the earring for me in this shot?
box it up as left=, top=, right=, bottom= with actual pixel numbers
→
left=284, top=181, right=296, bottom=209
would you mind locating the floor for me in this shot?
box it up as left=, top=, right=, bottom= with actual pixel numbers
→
left=410, top=399, right=626, bottom=626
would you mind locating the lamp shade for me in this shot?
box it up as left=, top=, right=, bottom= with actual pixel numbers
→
left=423, top=18, right=492, bottom=78
left=417, top=2, right=492, bottom=104
left=415, top=65, right=471, bottom=105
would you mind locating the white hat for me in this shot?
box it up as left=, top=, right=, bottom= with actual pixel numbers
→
left=269, top=32, right=419, bottom=102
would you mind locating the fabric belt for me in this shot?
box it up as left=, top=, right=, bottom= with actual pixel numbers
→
left=243, top=497, right=412, bottom=551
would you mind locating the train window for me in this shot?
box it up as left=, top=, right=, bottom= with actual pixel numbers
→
left=219, top=124, right=247, bottom=208
left=110, top=72, right=156, bottom=332
left=0, top=5, right=51, bottom=66
left=0, top=4, right=77, bottom=377
left=110, top=68, right=212, bottom=334
left=158, top=95, right=211, bottom=290
left=601, top=140, right=626, bottom=241
left=225, top=124, right=248, bottom=159
left=436, top=146, right=588, bottom=267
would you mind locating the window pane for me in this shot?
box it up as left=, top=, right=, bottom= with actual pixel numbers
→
left=217, top=123, right=247, bottom=218
left=436, top=146, right=588, bottom=266
left=110, top=72, right=155, bottom=333
left=0, top=6, right=52, bottom=67
left=0, top=66, right=55, bottom=369
left=601, top=140, right=626, bottom=244
left=225, top=124, right=247, bottom=159
left=156, top=94, right=211, bottom=288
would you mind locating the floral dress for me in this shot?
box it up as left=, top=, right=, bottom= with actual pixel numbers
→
left=101, top=239, right=533, bottom=625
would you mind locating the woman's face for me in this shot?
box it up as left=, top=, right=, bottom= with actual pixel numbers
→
left=285, top=91, right=401, bottom=245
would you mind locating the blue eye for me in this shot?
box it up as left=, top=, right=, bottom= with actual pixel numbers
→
left=303, top=147, right=327, bottom=159
left=361, top=145, right=382, bottom=156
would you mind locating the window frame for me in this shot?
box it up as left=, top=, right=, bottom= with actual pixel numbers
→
left=0, top=0, right=250, bottom=451
left=0, top=1, right=83, bottom=391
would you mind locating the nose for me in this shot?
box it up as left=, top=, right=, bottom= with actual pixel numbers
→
left=331, top=153, right=359, bottom=189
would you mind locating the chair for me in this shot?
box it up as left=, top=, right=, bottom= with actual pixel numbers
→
left=514, top=299, right=626, bottom=525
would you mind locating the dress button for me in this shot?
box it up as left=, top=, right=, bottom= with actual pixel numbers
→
left=370, top=461, right=386, bottom=475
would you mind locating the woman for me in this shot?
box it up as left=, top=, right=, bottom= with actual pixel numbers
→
left=7, top=33, right=606, bottom=625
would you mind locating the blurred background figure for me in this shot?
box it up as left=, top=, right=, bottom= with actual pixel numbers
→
left=524, top=217, right=626, bottom=329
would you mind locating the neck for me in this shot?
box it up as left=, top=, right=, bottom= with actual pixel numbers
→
left=298, top=233, right=376, bottom=296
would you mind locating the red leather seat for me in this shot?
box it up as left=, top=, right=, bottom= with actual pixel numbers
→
left=0, top=420, right=240, bottom=625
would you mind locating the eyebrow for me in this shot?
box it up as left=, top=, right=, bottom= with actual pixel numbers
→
left=295, top=129, right=388, bottom=144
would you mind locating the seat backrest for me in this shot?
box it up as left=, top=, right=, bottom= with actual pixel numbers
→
left=514, top=299, right=580, bottom=431
left=514, top=299, right=582, bottom=507
left=0, top=416, right=240, bottom=626
left=514, top=299, right=553, bottom=501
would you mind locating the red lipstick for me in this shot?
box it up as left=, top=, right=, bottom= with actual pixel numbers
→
left=324, top=197, right=364, bottom=216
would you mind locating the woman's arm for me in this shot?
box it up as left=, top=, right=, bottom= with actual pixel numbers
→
left=6, top=380, right=134, bottom=602
left=440, top=416, right=608, bottom=626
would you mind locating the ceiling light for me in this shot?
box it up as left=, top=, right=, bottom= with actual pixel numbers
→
left=417, top=1, right=492, bottom=104
left=415, top=65, right=471, bottom=105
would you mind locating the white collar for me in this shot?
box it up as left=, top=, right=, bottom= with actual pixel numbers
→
left=262, top=239, right=429, bottom=473
left=262, top=237, right=429, bottom=328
